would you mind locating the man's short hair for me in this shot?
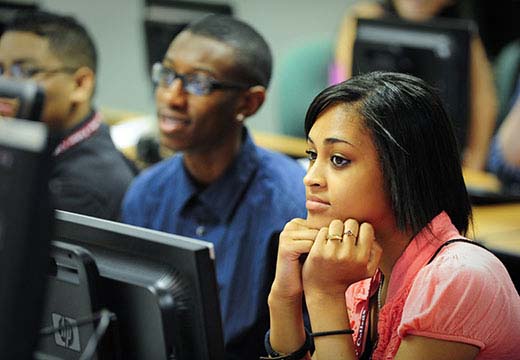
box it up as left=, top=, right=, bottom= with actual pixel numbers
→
left=185, top=14, right=272, bottom=88
left=6, top=10, right=97, bottom=73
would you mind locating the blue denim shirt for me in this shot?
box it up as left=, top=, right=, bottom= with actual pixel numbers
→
left=121, top=129, right=307, bottom=359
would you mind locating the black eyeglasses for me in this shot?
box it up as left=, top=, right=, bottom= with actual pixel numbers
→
left=151, top=62, right=249, bottom=96
left=0, top=63, right=78, bottom=80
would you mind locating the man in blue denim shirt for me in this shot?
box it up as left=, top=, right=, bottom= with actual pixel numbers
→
left=121, top=15, right=306, bottom=359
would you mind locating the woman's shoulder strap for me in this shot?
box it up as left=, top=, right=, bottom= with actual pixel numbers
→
left=427, top=238, right=488, bottom=265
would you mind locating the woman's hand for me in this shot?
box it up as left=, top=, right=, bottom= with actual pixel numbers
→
left=270, top=218, right=319, bottom=301
left=267, top=218, right=319, bottom=357
left=302, top=218, right=382, bottom=298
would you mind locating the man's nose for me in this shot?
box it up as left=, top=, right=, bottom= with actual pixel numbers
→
left=157, top=78, right=187, bottom=108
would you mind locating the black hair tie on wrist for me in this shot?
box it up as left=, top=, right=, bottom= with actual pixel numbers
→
left=261, top=328, right=313, bottom=360
left=311, top=328, right=354, bottom=337
left=261, top=327, right=354, bottom=359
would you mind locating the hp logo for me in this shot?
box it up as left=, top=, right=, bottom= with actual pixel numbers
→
left=51, top=313, right=81, bottom=351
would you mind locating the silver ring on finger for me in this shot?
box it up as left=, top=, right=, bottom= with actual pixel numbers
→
left=344, top=229, right=357, bottom=239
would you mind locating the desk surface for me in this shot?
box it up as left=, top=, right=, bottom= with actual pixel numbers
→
left=471, top=204, right=520, bottom=253
left=463, top=169, right=520, bottom=253
left=252, top=130, right=308, bottom=158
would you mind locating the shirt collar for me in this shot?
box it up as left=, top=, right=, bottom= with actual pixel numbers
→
left=175, top=128, right=260, bottom=222
left=59, top=108, right=97, bottom=139
left=172, top=155, right=200, bottom=213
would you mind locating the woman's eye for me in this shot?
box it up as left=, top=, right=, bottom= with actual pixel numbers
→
left=305, top=149, right=317, bottom=161
left=331, top=155, right=350, bottom=167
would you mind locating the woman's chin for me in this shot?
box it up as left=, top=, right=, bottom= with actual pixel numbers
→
left=306, top=213, right=334, bottom=230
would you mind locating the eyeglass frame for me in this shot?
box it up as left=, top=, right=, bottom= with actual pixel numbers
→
left=151, top=62, right=250, bottom=96
left=0, top=62, right=78, bottom=80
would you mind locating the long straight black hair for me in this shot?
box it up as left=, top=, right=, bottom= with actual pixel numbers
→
left=305, top=71, right=471, bottom=236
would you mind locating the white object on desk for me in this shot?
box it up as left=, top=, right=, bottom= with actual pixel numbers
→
left=109, top=115, right=155, bottom=150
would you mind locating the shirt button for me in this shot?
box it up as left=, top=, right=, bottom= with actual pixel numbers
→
left=196, top=225, right=206, bottom=237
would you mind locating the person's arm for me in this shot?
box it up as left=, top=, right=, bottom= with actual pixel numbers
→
left=49, top=178, right=111, bottom=219
left=496, top=94, right=520, bottom=167
left=267, top=218, right=318, bottom=358
left=302, top=220, right=382, bottom=359
left=463, top=35, right=498, bottom=170
left=301, top=220, right=479, bottom=360
left=391, top=240, right=511, bottom=360
left=394, top=336, right=479, bottom=360
left=267, top=291, right=309, bottom=358
left=334, top=1, right=384, bottom=81
left=306, top=311, right=479, bottom=360
left=487, top=93, right=520, bottom=187
left=305, top=292, right=353, bottom=359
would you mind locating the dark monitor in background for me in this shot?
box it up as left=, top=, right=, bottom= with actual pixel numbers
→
left=0, top=79, right=51, bottom=358
left=143, top=0, right=233, bottom=77
left=352, top=17, right=472, bottom=151
left=40, top=210, right=225, bottom=360
left=0, top=1, right=39, bottom=36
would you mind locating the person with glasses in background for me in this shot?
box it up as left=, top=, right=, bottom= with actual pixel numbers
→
left=121, top=14, right=307, bottom=360
left=0, top=10, right=136, bottom=220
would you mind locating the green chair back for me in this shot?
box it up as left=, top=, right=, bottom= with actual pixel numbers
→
left=276, top=39, right=334, bottom=138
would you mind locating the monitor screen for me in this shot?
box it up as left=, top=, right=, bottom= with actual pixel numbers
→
left=352, top=17, right=472, bottom=150
left=37, top=210, right=225, bottom=360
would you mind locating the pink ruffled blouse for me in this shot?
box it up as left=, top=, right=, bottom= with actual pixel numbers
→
left=345, top=212, right=520, bottom=359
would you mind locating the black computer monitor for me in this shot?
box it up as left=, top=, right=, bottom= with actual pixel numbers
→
left=37, top=210, right=225, bottom=360
left=352, top=17, right=472, bottom=151
left=0, top=77, right=44, bottom=120
left=143, top=0, right=233, bottom=78
left=0, top=79, right=51, bottom=359
left=36, top=241, right=107, bottom=359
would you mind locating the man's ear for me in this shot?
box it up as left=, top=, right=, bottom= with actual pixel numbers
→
left=70, top=66, right=95, bottom=103
left=235, top=85, right=266, bottom=120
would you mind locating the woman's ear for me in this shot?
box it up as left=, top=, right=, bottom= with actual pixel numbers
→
left=70, top=66, right=95, bottom=103
left=235, top=85, right=266, bottom=120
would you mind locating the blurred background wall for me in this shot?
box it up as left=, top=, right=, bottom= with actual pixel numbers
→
left=1, top=0, right=519, bottom=134
left=38, top=0, right=351, bottom=133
